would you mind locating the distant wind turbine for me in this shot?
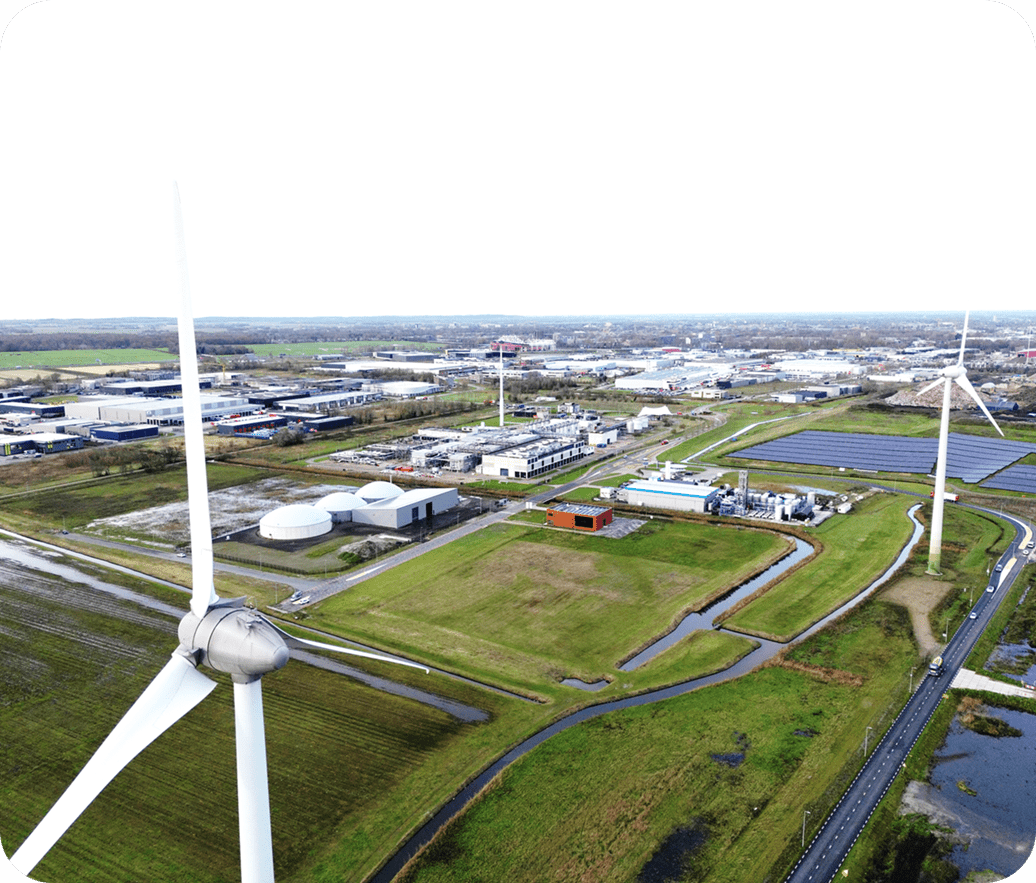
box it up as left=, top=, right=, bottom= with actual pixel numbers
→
left=920, top=311, right=1003, bottom=574
left=2, top=184, right=428, bottom=883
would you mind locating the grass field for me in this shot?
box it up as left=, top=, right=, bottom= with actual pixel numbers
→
left=0, top=348, right=173, bottom=369
left=0, top=558, right=545, bottom=883
left=304, top=520, right=793, bottom=697
left=722, top=493, right=916, bottom=641
left=397, top=600, right=918, bottom=883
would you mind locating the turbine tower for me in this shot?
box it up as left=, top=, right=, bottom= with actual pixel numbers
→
left=921, top=311, right=1003, bottom=574
left=2, top=184, right=428, bottom=883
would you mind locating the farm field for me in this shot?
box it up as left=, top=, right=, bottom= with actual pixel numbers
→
left=0, top=348, right=173, bottom=369
left=303, top=519, right=794, bottom=698
left=0, top=549, right=540, bottom=883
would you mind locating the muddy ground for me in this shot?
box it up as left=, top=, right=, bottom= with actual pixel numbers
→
left=880, top=575, right=953, bottom=656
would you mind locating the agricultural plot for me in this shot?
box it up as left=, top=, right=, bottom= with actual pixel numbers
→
left=0, top=552, right=509, bottom=883
left=0, top=348, right=173, bottom=369
left=306, top=520, right=793, bottom=696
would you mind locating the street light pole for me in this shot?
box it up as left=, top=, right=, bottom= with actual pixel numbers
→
left=865, top=725, right=873, bottom=756
left=802, top=809, right=811, bottom=847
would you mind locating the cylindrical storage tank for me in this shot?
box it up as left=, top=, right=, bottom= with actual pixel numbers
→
left=315, top=491, right=365, bottom=523
left=356, top=480, right=405, bottom=503
left=259, top=504, right=332, bottom=540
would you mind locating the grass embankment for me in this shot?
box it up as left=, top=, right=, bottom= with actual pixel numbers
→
left=397, top=600, right=918, bottom=883
left=722, top=493, right=915, bottom=641
left=0, top=561, right=539, bottom=883
left=304, top=519, right=792, bottom=698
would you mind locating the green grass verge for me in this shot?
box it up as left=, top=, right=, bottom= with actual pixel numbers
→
left=397, top=600, right=918, bottom=883
left=723, top=493, right=915, bottom=641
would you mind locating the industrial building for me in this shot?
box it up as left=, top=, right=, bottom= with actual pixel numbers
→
left=216, top=414, right=290, bottom=436
left=545, top=503, right=613, bottom=532
left=0, top=432, right=84, bottom=457
left=0, top=401, right=66, bottom=419
left=352, top=487, right=459, bottom=529
left=622, top=480, right=720, bottom=514
left=480, top=438, right=593, bottom=479
left=259, top=484, right=460, bottom=539
left=277, top=390, right=378, bottom=412
left=65, top=395, right=254, bottom=425
left=92, top=424, right=161, bottom=442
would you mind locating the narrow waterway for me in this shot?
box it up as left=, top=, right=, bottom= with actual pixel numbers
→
left=618, top=537, right=812, bottom=672
left=370, top=503, right=926, bottom=882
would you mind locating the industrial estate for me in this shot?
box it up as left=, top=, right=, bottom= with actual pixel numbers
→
left=3, top=310, right=1036, bottom=883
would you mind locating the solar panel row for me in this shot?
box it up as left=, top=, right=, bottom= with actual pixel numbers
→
left=982, top=464, right=1036, bottom=495
left=732, top=430, right=1036, bottom=485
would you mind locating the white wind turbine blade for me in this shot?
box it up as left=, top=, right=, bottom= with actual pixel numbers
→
left=269, top=622, right=430, bottom=673
left=173, top=183, right=219, bottom=619
left=10, top=655, right=216, bottom=876
left=0, top=839, right=42, bottom=882
left=233, top=680, right=275, bottom=883
left=918, top=377, right=944, bottom=396
left=957, top=310, right=970, bottom=366
left=955, top=372, right=1004, bottom=437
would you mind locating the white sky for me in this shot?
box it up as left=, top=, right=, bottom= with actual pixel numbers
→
left=1, top=1, right=1036, bottom=321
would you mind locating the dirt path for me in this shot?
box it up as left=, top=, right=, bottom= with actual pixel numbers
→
left=881, top=575, right=953, bottom=656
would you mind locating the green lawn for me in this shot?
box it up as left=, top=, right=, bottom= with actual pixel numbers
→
left=0, top=348, right=173, bottom=369
left=722, top=493, right=916, bottom=641
left=305, top=520, right=793, bottom=696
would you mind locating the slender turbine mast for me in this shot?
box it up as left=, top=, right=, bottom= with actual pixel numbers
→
left=2, top=185, right=427, bottom=883
left=920, top=311, right=1003, bottom=574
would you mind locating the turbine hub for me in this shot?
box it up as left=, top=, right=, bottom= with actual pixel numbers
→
left=943, top=364, right=966, bottom=379
left=178, top=600, right=290, bottom=683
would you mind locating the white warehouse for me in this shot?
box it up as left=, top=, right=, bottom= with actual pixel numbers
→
left=623, top=480, right=720, bottom=514
left=65, top=394, right=254, bottom=425
left=352, top=487, right=459, bottom=529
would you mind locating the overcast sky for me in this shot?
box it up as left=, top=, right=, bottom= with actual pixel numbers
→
left=2, top=1, right=1036, bottom=321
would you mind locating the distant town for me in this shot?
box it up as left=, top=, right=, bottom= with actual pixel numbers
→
left=2, top=310, right=1036, bottom=465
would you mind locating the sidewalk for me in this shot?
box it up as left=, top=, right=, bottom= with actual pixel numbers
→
left=950, top=668, right=1036, bottom=699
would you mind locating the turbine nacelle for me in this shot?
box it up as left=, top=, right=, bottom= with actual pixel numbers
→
left=178, top=600, right=290, bottom=684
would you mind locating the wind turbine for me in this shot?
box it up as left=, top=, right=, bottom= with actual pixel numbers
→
left=920, top=311, right=1003, bottom=574
left=1, top=184, right=428, bottom=883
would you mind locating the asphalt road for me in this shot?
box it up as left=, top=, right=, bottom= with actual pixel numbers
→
left=785, top=508, right=1034, bottom=883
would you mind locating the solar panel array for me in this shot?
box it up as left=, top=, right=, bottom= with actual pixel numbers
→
left=732, top=430, right=1036, bottom=485
left=944, top=433, right=1036, bottom=484
left=981, top=464, right=1036, bottom=494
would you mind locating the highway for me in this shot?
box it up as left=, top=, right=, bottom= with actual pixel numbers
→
left=785, top=509, right=1034, bottom=883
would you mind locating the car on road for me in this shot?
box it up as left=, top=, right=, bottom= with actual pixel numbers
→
left=995, top=563, right=1003, bottom=572
left=970, top=612, right=978, bottom=619
left=987, top=584, right=995, bottom=593
left=291, top=595, right=311, bottom=605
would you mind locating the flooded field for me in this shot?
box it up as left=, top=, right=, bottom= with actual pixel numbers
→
left=903, top=703, right=1036, bottom=878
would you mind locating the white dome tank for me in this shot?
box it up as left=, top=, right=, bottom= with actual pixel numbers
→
left=356, top=481, right=404, bottom=503
left=259, top=504, right=332, bottom=540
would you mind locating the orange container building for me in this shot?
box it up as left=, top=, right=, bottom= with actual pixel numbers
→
left=545, top=503, right=613, bottom=532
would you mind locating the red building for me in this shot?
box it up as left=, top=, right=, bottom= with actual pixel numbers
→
left=545, top=503, right=614, bottom=532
